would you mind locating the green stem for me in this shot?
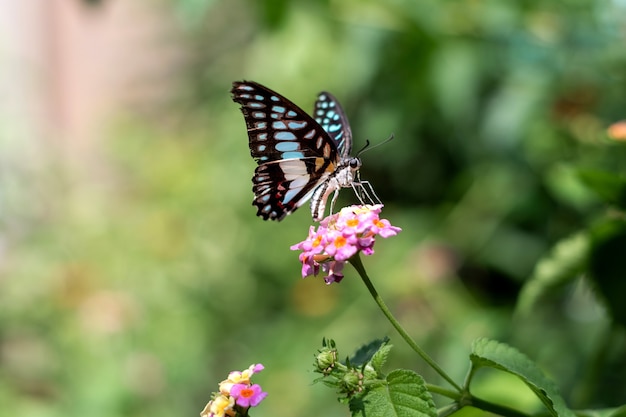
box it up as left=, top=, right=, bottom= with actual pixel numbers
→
left=425, top=384, right=461, bottom=400
left=349, top=254, right=531, bottom=417
left=468, top=396, right=531, bottom=417
left=436, top=403, right=460, bottom=417
left=350, top=253, right=462, bottom=392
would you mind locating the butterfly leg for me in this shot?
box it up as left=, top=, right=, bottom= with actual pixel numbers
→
left=363, top=181, right=382, bottom=204
left=350, top=182, right=366, bottom=204
left=329, top=189, right=341, bottom=215
left=351, top=181, right=382, bottom=205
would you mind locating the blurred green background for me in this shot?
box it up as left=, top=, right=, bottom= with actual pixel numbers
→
left=1, top=0, right=626, bottom=416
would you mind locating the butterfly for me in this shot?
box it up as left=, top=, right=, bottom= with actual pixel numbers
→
left=231, top=80, right=380, bottom=221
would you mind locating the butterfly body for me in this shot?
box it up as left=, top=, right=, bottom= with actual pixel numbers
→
left=231, top=81, right=372, bottom=221
left=309, top=156, right=362, bottom=220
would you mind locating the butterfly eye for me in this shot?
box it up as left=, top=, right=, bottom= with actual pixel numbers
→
left=349, top=158, right=361, bottom=169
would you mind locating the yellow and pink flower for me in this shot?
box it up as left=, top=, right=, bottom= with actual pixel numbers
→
left=201, top=364, right=267, bottom=417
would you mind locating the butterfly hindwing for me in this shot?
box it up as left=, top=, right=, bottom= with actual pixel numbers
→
left=314, top=92, right=353, bottom=159
left=252, top=158, right=333, bottom=220
left=231, top=81, right=342, bottom=220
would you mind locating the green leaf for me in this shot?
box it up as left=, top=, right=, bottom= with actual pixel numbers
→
left=470, top=338, right=575, bottom=417
left=349, top=337, right=390, bottom=367
left=349, top=369, right=436, bottom=417
left=578, top=170, right=626, bottom=209
left=516, top=232, right=589, bottom=315
left=370, top=343, right=393, bottom=375
left=589, top=220, right=626, bottom=326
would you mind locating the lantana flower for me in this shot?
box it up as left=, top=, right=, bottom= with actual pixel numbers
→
left=219, top=363, right=265, bottom=395
left=290, top=205, right=401, bottom=284
left=230, top=383, right=267, bottom=407
left=201, top=364, right=267, bottom=417
left=200, top=395, right=235, bottom=417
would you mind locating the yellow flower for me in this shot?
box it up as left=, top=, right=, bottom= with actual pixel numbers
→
left=200, top=395, right=234, bottom=417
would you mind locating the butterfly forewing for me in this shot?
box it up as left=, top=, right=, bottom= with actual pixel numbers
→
left=314, top=92, right=353, bottom=159
left=231, top=81, right=342, bottom=220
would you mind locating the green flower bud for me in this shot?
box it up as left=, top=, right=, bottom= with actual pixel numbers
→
left=314, top=347, right=338, bottom=375
left=340, top=368, right=364, bottom=396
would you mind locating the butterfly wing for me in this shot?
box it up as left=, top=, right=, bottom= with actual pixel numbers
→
left=231, top=81, right=341, bottom=221
left=314, top=91, right=353, bottom=159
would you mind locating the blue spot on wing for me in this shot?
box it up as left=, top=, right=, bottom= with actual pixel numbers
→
left=275, top=131, right=296, bottom=140
left=328, top=124, right=341, bottom=132
left=275, top=142, right=300, bottom=152
left=282, top=152, right=305, bottom=159
left=287, top=121, right=307, bottom=129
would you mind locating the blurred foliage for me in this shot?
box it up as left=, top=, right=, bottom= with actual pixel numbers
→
left=1, top=0, right=626, bottom=416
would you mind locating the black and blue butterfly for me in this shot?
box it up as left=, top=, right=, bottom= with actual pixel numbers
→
left=231, top=81, right=380, bottom=221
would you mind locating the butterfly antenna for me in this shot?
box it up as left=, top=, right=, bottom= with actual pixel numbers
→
left=356, top=133, right=394, bottom=157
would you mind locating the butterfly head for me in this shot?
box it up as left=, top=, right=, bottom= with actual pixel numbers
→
left=344, top=157, right=362, bottom=184
left=347, top=157, right=362, bottom=172
left=333, top=156, right=362, bottom=189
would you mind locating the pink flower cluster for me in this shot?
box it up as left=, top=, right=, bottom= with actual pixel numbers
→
left=200, top=364, right=267, bottom=417
left=290, top=205, right=401, bottom=284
